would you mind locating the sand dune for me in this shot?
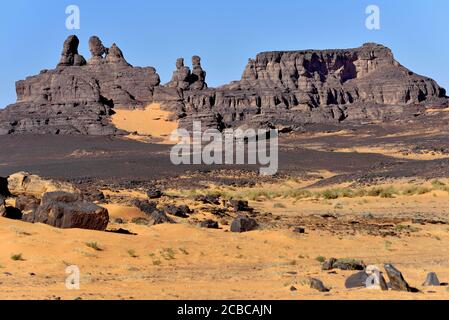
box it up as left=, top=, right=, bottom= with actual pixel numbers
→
left=111, top=103, right=178, bottom=144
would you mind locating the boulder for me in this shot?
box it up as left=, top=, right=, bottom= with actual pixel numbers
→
left=322, top=258, right=365, bottom=271
left=131, top=199, right=158, bottom=215
left=147, top=188, right=163, bottom=199
left=147, top=210, right=175, bottom=226
left=230, top=216, right=258, bottom=233
left=309, top=278, right=330, bottom=292
left=190, top=55, right=207, bottom=90
left=15, top=195, right=40, bottom=222
left=32, top=192, right=109, bottom=230
left=194, top=194, right=220, bottom=205
left=200, top=219, right=219, bottom=229
left=345, top=270, right=388, bottom=290
left=384, top=264, right=415, bottom=292
left=228, top=199, right=253, bottom=212
left=163, top=204, right=192, bottom=218
left=7, top=172, right=79, bottom=198
left=422, top=272, right=440, bottom=286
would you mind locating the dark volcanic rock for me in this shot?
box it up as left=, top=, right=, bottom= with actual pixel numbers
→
left=322, top=258, right=365, bottom=271
left=230, top=216, right=258, bottom=233
left=422, top=272, right=440, bottom=286
left=384, top=264, right=416, bottom=292
left=345, top=271, right=388, bottom=290
left=228, top=199, right=253, bottom=212
left=309, top=278, right=330, bottom=292
left=194, top=194, right=220, bottom=205
left=15, top=195, right=40, bottom=221
left=147, top=210, right=175, bottom=226
left=200, top=219, right=219, bottom=229
left=31, top=192, right=109, bottom=230
left=147, top=188, right=163, bottom=199
left=163, top=204, right=192, bottom=218
left=131, top=199, right=157, bottom=215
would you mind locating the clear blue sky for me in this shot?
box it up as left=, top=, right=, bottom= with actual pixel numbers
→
left=0, top=0, right=448, bottom=108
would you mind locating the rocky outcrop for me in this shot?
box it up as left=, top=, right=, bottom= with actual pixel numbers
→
left=31, top=191, right=109, bottom=230
left=0, top=35, right=160, bottom=135
left=1, top=173, right=109, bottom=231
left=58, top=35, right=87, bottom=67
left=0, top=37, right=447, bottom=135
left=7, top=172, right=79, bottom=198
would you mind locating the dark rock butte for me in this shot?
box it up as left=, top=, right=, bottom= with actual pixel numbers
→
left=0, top=36, right=447, bottom=135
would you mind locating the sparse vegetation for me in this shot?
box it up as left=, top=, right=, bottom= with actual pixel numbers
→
left=85, top=242, right=103, bottom=251
left=315, top=256, right=326, bottom=263
left=160, top=248, right=176, bottom=260
left=11, top=253, right=24, bottom=261
left=127, top=249, right=138, bottom=258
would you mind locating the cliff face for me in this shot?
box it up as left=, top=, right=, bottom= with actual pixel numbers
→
left=0, top=37, right=447, bottom=135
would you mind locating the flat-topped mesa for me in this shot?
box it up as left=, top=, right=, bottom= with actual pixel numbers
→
left=237, top=42, right=446, bottom=107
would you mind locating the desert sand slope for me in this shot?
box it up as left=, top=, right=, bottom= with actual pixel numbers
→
left=1, top=217, right=449, bottom=300
left=111, top=103, right=178, bottom=144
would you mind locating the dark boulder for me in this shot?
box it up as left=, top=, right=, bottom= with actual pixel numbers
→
left=230, top=216, right=258, bottom=233
left=15, top=195, right=40, bottom=222
left=147, top=188, right=163, bottom=199
left=32, top=192, right=109, bottom=230
left=200, top=219, right=219, bottom=229
left=194, top=194, right=220, bottom=205
left=345, top=270, right=388, bottom=290
left=147, top=210, right=175, bottom=226
left=322, top=258, right=365, bottom=271
left=131, top=199, right=158, bottom=216
left=384, top=264, right=416, bottom=292
left=228, top=199, right=253, bottom=212
left=422, top=272, right=440, bottom=286
left=309, top=278, right=330, bottom=292
left=0, top=195, right=7, bottom=217
left=163, top=204, right=192, bottom=218
left=293, top=227, right=305, bottom=234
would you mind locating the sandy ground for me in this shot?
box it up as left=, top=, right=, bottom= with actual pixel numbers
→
left=1, top=215, right=448, bottom=300
left=2, top=177, right=449, bottom=300
left=111, top=103, right=178, bottom=144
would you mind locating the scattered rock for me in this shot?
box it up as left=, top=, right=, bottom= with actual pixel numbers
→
left=290, top=286, right=297, bottom=292
left=345, top=272, right=369, bottom=289
left=292, top=227, right=305, bottom=234
left=114, top=218, right=124, bottom=224
left=309, top=278, right=330, bottom=292
left=147, top=188, right=163, bottom=199
left=32, top=192, right=109, bottom=230
left=200, top=219, right=219, bottom=229
left=422, top=272, right=440, bottom=286
left=131, top=199, right=158, bottom=215
left=194, top=194, right=220, bottom=205
left=147, top=210, right=175, bottom=226
left=384, top=264, right=417, bottom=292
left=228, top=199, right=253, bottom=212
left=322, top=258, right=365, bottom=271
left=163, top=204, right=192, bottom=218
left=230, top=216, right=258, bottom=233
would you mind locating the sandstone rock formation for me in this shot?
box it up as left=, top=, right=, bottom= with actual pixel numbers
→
left=31, top=191, right=109, bottom=230
left=1, top=173, right=109, bottom=230
left=0, top=35, right=160, bottom=135
left=0, top=37, right=447, bottom=135
left=7, top=172, right=79, bottom=198
left=58, top=35, right=87, bottom=67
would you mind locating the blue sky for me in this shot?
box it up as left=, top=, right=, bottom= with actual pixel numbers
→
left=0, top=0, right=448, bottom=108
